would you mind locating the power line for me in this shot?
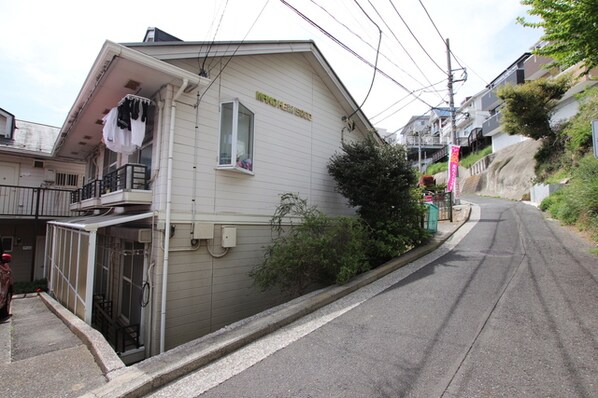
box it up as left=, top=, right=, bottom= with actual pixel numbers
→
left=387, top=0, right=447, bottom=75
left=195, top=0, right=271, bottom=106
left=280, top=0, right=436, bottom=109
left=367, top=0, right=446, bottom=102
left=370, top=78, right=446, bottom=121
left=308, top=0, right=428, bottom=89
left=345, top=0, right=382, bottom=119
left=417, top=0, right=487, bottom=85
left=200, top=0, right=231, bottom=76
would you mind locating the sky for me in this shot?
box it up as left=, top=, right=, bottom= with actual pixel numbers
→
left=0, top=0, right=543, bottom=137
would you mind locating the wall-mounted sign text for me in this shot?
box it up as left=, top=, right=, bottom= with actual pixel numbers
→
left=256, top=91, right=312, bottom=121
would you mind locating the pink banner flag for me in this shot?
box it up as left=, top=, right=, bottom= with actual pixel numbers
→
left=446, top=145, right=460, bottom=193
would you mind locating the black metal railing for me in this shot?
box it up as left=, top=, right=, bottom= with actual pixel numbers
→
left=0, top=184, right=75, bottom=218
left=92, top=296, right=141, bottom=354
left=100, top=164, right=148, bottom=195
left=70, top=179, right=103, bottom=205
left=82, top=179, right=101, bottom=200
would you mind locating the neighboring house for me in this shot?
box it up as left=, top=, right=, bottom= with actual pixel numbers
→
left=451, top=90, right=491, bottom=154
left=46, top=28, right=379, bottom=363
left=0, top=110, right=84, bottom=282
left=479, top=41, right=598, bottom=153
left=398, top=115, right=441, bottom=171
left=480, top=52, right=533, bottom=152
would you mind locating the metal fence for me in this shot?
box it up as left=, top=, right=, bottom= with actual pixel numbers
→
left=424, top=191, right=453, bottom=222
left=100, top=164, right=148, bottom=194
left=0, top=184, right=74, bottom=218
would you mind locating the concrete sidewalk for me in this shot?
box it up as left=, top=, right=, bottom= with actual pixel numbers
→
left=79, top=204, right=471, bottom=398
left=0, top=295, right=111, bottom=398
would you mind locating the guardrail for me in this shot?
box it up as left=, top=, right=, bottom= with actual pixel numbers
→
left=100, top=164, right=148, bottom=194
left=0, top=184, right=75, bottom=218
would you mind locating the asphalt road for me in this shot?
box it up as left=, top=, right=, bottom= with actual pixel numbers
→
left=150, top=196, right=598, bottom=398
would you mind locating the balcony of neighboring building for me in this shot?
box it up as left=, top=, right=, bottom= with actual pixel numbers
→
left=0, top=185, right=75, bottom=219
left=482, top=112, right=502, bottom=137
left=69, top=164, right=151, bottom=210
left=524, top=54, right=554, bottom=81
left=481, top=68, right=525, bottom=111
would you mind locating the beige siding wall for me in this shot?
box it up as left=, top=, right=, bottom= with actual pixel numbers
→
left=0, top=153, right=84, bottom=188
left=149, top=52, right=368, bottom=353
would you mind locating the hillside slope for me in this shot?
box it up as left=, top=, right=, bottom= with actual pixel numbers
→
left=436, top=139, right=541, bottom=201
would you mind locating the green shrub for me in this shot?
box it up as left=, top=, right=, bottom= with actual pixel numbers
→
left=250, top=193, right=370, bottom=295
left=328, top=137, right=427, bottom=266
left=540, top=155, right=598, bottom=242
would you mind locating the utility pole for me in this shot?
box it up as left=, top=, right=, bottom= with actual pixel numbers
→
left=446, top=38, right=459, bottom=204
left=446, top=38, right=457, bottom=146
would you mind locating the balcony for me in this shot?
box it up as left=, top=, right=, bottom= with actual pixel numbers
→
left=482, top=113, right=502, bottom=136
left=481, top=68, right=525, bottom=111
left=100, top=164, right=151, bottom=206
left=69, top=164, right=151, bottom=209
left=0, top=185, right=75, bottom=219
left=70, top=179, right=103, bottom=211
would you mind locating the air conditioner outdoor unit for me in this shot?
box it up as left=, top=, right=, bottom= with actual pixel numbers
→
left=43, top=169, right=56, bottom=183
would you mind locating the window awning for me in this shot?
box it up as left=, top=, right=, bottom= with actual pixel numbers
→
left=48, top=212, right=154, bottom=232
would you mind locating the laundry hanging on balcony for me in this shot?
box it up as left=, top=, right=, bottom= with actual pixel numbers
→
left=102, top=95, right=151, bottom=154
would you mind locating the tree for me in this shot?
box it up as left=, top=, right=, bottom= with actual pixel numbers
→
left=327, top=137, right=427, bottom=265
left=497, top=75, right=572, bottom=140
left=518, top=0, right=598, bottom=73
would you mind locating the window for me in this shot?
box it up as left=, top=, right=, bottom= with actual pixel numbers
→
left=55, top=172, right=79, bottom=187
left=1, top=237, right=13, bottom=252
left=219, top=100, right=254, bottom=172
left=129, top=105, right=155, bottom=181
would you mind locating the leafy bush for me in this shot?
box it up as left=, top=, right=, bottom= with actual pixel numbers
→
left=541, top=155, right=598, bottom=242
left=328, top=137, right=427, bottom=266
left=250, top=193, right=370, bottom=295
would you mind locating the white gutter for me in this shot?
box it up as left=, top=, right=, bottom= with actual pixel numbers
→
left=160, top=79, right=189, bottom=354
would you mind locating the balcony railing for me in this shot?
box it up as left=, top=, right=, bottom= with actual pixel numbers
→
left=100, top=164, right=148, bottom=194
left=404, top=135, right=444, bottom=147
left=0, top=184, right=75, bottom=218
left=482, top=113, right=502, bottom=136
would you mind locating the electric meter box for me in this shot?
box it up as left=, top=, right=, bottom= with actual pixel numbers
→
left=221, top=227, right=237, bottom=248
left=193, top=222, right=214, bottom=240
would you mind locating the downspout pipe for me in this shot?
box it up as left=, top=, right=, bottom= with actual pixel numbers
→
left=160, top=79, right=188, bottom=354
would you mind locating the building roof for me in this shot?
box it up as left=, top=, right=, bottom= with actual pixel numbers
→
left=54, top=34, right=379, bottom=159
left=0, top=118, right=60, bottom=157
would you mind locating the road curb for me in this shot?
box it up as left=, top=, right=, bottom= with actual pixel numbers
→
left=81, top=204, right=472, bottom=398
left=38, top=292, right=126, bottom=380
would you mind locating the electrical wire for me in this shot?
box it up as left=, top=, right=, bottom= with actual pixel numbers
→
left=387, top=0, right=447, bottom=75
left=345, top=0, right=382, bottom=120
left=200, top=0, right=231, bottom=76
left=308, top=0, right=428, bottom=89
left=195, top=0, right=271, bottom=107
left=280, top=0, right=436, bottom=109
left=417, top=0, right=487, bottom=85
left=370, top=78, right=446, bottom=121
left=367, top=0, right=446, bottom=102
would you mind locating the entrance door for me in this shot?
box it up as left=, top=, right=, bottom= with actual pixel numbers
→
left=118, top=241, right=146, bottom=347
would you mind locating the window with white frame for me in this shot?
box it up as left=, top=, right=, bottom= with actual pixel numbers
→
left=219, top=100, right=254, bottom=172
